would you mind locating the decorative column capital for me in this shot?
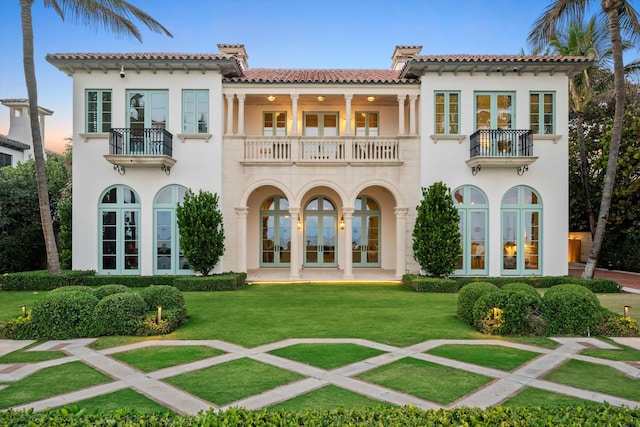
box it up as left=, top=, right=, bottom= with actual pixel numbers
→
left=394, top=207, right=408, bottom=217
left=236, top=94, right=246, bottom=102
left=342, top=207, right=354, bottom=217
left=235, top=207, right=248, bottom=218
left=344, top=94, right=353, bottom=101
left=397, top=94, right=407, bottom=103
left=225, top=93, right=235, bottom=101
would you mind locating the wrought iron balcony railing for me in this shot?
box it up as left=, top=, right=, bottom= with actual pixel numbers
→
left=469, top=129, right=533, bottom=158
left=109, top=128, right=173, bottom=157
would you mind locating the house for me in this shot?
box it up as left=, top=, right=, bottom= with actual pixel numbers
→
left=0, top=98, right=52, bottom=167
left=46, top=45, right=591, bottom=280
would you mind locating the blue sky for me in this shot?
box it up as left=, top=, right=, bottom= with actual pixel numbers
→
left=0, top=0, right=615, bottom=153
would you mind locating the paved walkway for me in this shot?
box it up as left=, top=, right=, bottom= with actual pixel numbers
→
left=1, top=337, right=639, bottom=415
left=568, top=263, right=640, bottom=293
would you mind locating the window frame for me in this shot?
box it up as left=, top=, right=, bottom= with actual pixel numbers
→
left=530, top=91, right=555, bottom=135
left=85, top=89, right=112, bottom=133
left=474, top=91, right=515, bottom=130
left=263, top=111, right=287, bottom=136
left=0, top=152, right=12, bottom=167
left=182, top=90, right=209, bottom=134
left=303, top=112, right=340, bottom=136
left=355, top=111, right=379, bottom=137
left=154, top=185, right=192, bottom=275
left=434, top=91, right=460, bottom=135
left=453, top=186, right=489, bottom=276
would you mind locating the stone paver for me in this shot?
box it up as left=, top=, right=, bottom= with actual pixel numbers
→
left=0, top=337, right=639, bottom=415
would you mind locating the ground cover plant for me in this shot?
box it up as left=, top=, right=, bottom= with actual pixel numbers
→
left=268, top=343, right=385, bottom=370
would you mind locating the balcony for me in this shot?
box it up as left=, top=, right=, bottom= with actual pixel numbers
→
left=466, top=129, right=538, bottom=175
left=104, top=128, right=176, bottom=174
left=241, top=136, right=401, bottom=166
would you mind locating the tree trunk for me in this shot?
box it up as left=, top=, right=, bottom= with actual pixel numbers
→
left=583, top=0, right=626, bottom=279
left=20, top=0, right=61, bottom=274
left=575, top=113, right=597, bottom=236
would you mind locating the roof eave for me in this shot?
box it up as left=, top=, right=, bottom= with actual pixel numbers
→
left=400, top=59, right=593, bottom=78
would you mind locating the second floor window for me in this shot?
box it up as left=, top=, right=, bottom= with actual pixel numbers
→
left=304, top=112, right=339, bottom=136
left=263, top=111, right=287, bottom=136
left=86, top=89, right=112, bottom=133
left=475, top=92, right=514, bottom=130
left=435, top=91, right=459, bottom=134
left=182, top=90, right=209, bottom=133
left=355, top=112, right=379, bottom=136
left=530, top=92, right=554, bottom=134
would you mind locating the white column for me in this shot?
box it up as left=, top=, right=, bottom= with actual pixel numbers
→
left=409, top=95, right=418, bottom=135
left=397, top=95, right=406, bottom=135
left=344, top=94, right=353, bottom=136
left=394, top=207, right=408, bottom=279
left=235, top=207, right=248, bottom=273
left=289, top=207, right=301, bottom=280
left=225, top=94, right=234, bottom=135
left=290, top=94, right=299, bottom=136
left=237, top=94, right=246, bottom=135
left=343, top=207, right=354, bottom=279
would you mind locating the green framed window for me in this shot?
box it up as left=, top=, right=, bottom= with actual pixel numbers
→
left=98, top=185, right=140, bottom=275
left=453, top=186, right=488, bottom=276
left=182, top=90, right=209, bottom=133
left=530, top=92, right=554, bottom=134
left=0, top=153, right=12, bottom=168
left=154, top=185, right=191, bottom=275
left=303, top=112, right=339, bottom=136
left=475, top=92, right=515, bottom=130
left=352, top=195, right=380, bottom=267
left=355, top=112, right=379, bottom=136
left=260, top=195, right=291, bottom=267
left=263, top=111, right=287, bottom=136
left=434, top=91, right=459, bottom=134
left=86, top=89, right=112, bottom=133
left=501, top=186, right=542, bottom=275
left=127, top=90, right=168, bottom=129
left=303, top=196, right=337, bottom=267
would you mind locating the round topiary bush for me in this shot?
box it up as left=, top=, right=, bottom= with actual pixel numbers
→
left=93, top=292, right=147, bottom=336
left=501, top=282, right=538, bottom=296
left=49, top=285, right=95, bottom=295
left=30, top=290, right=99, bottom=339
left=473, top=289, right=544, bottom=335
left=94, top=284, right=130, bottom=300
left=457, top=282, right=498, bottom=326
left=140, top=285, right=185, bottom=311
left=542, top=284, right=603, bottom=336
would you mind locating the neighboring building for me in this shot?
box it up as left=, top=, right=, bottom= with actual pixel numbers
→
left=46, top=45, right=591, bottom=280
left=0, top=98, right=53, bottom=166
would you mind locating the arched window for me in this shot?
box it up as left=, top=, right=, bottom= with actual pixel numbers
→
left=453, top=186, right=488, bottom=275
left=154, top=185, right=191, bottom=274
left=260, top=195, right=291, bottom=267
left=353, top=195, right=380, bottom=267
left=98, top=185, right=140, bottom=275
left=501, top=186, right=542, bottom=275
left=303, top=196, right=337, bottom=267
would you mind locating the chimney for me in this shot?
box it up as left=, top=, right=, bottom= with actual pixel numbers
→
left=391, top=45, right=422, bottom=70
left=217, top=44, right=249, bottom=71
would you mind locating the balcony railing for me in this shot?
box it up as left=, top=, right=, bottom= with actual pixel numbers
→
left=109, top=128, right=173, bottom=157
left=243, top=136, right=400, bottom=164
left=469, top=129, right=533, bottom=158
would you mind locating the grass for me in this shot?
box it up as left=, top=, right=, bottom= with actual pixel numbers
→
left=544, top=359, right=640, bottom=401
left=0, top=345, right=67, bottom=364
left=111, top=345, right=225, bottom=372
left=357, top=357, right=492, bottom=405
left=54, top=389, right=172, bottom=414
left=165, top=358, right=303, bottom=405
left=580, top=337, right=640, bottom=361
left=269, top=343, right=385, bottom=370
left=502, top=387, right=601, bottom=407
left=0, top=289, right=48, bottom=321
left=426, top=344, right=541, bottom=371
left=268, top=385, right=389, bottom=411
left=596, top=293, right=640, bottom=319
left=0, top=361, right=111, bottom=409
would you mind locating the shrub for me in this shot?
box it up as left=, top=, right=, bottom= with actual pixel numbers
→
left=173, top=273, right=246, bottom=291
left=473, top=290, right=545, bottom=335
left=456, top=282, right=498, bottom=325
left=500, top=282, right=538, bottom=296
left=30, top=290, right=98, bottom=339
left=0, top=312, right=33, bottom=339
left=542, top=284, right=603, bottom=335
left=93, top=292, right=147, bottom=336
left=0, top=270, right=94, bottom=291
left=554, top=276, right=622, bottom=293
left=403, top=276, right=460, bottom=292
left=83, top=276, right=177, bottom=288
left=595, top=309, right=639, bottom=337
left=49, top=285, right=95, bottom=295
left=93, top=284, right=130, bottom=300
left=140, top=285, right=185, bottom=311
left=136, top=307, right=187, bottom=336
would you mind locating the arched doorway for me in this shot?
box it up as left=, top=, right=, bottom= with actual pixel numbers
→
left=260, top=195, right=291, bottom=267
left=453, top=186, right=488, bottom=276
left=352, top=195, right=380, bottom=267
left=501, top=186, right=542, bottom=275
left=304, top=196, right=337, bottom=267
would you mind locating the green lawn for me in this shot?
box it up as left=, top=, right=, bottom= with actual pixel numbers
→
left=502, top=387, right=601, bottom=407
left=269, top=343, right=385, bottom=370
left=53, top=389, right=172, bottom=414
left=426, top=344, right=540, bottom=371
left=111, top=345, right=224, bottom=372
left=268, top=385, right=389, bottom=411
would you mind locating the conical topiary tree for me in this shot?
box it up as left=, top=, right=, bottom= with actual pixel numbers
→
left=412, top=182, right=461, bottom=277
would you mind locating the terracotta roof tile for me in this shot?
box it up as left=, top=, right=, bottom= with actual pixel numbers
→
left=46, top=52, right=232, bottom=61
left=412, top=54, right=590, bottom=63
left=225, top=68, right=417, bottom=84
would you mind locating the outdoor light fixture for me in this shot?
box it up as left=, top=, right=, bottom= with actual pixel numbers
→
left=339, top=215, right=345, bottom=230
left=267, top=95, right=276, bottom=102
left=157, top=306, right=162, bottom=324
left=317, top=96, right=325, bottom=102
left=367, top=96, right=375, bottom=102
left=298, top=215, right=303, bottom=230
left=20, top=304, right=26, bottom=318
left=492, top=307, right=500, bottom=320
left=624, top=306, right=630, bottom=318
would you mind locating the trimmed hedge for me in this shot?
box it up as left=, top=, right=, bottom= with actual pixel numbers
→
left=92, top=292, right=148, bottom=336
left=93, top=284, right=130, bottom=300
left=500, top=282, right=538, bottom=296
left=48, top=285, right=95, bottom=295
left=542, top=284, right=603, bottom=336
left=402, top=275, right=460, bottom=292
left=174, top=273, right=247, bottom=291
left=473, top=289, right=545, bottom=335
left=456, top=282, right=498, bottom=325
left=29, top=290, right=98, bottom=339
left=2, top=406, right=640, bottom=426
left=0, top=270, right=95, bottom=291
left=140, top=285, right=185, bottom=311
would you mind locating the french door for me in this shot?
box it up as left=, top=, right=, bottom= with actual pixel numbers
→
left=304, top=196, right=337, bottom=267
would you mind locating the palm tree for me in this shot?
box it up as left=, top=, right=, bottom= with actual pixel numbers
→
left=528, top=0, right=640, bottom=279
left=19, top=0, right=172, bottom=274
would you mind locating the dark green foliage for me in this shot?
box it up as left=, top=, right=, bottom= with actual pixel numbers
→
left=595, top=309, right=639, bottom=337
left=542, top=284, right=603, bottom=335
left=0, top=270, right=95, bottom=290
left=93, top=292, right=147, bottom=336
left=49, top=285, right=94, bottom=295
left=58, top=194, right=72, bottom=269
left=402, top=275, right=460, bottom=292
left=473, top=290, right=545, bottom=335
left=93, top=284, right=130, bottom=300
left=84, top=275, right=177, bottom=287
left=2, top=405, right=640, bottom=426
left=176, top=189, right=225, bottom=276
left=501, top=282, right=538, bottom=296
left=173, top=273, right=247, bottom=291
left=0, top=157, right=70, bottom=273
left=136, top=307, right=187, bottom=336
left=456, top=282, right=498, bottom=325
left=412, top=182, right=461, bottom=277
left=30, top=290, right=98, bottom=339
left=140, top=285, right=185, bottom=311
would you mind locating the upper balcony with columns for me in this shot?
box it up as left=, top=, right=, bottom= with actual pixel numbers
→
left=220, top=45, right=421, bottom=166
